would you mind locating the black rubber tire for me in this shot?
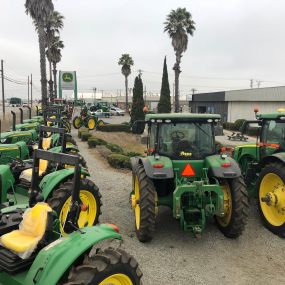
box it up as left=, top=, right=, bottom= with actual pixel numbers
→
left=215, top=177, right=249, bottom=238
left=61, top=247, right=142, bottom=285
left=73, top=116, right=82, bottom=129
left=47, top=178, right=102, bottom=233
left=96, top=119, right=105, bottom=129
left=257, top=162, right=285, bottom=237
left=133, top=164, right=156, bottom=242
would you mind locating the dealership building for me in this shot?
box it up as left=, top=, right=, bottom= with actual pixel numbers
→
left=189, top=86, right=285, bottom=122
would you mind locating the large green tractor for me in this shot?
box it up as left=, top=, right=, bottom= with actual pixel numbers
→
left=130, top=113, right=249, bottom=242
left=0, top=150, right=142, bottom=285
left=73, top=106, right=104, bottom=130
left=233, top=110, right=285, bottom=236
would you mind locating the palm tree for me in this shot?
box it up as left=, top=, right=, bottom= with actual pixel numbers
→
left=25, top=0, right=54, bottom=111
left=118, top=54, right=134, bottom=112
left=164, top=8, right=195, bottom=112
left=45, top=11, right=64, bottom=100
left=46, top=36, right=64, bottom=98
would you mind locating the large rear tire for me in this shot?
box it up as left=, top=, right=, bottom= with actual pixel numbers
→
left=87, top=117, right=96, bottom=130
left=215, top=177, right=249, bottom=238
left=257, top=162, right=285, bottom=237
left=61, top=247, right=142, bottom=285
left=47, top=178, right=102, bottom=236
left=73, top=116, right=82, bottom=129
left=131, top=164, right=156, bottom=242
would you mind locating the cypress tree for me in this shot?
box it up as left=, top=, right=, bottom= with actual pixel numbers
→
left=158, top=56, right=171, bottom=113
left=131, top=75, right=145, bottom=134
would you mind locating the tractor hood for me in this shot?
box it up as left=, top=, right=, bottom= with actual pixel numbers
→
left=0, top=130, right=37, bottom=143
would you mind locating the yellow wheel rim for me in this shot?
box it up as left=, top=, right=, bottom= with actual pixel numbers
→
left=59, top=190, right=97, bottom=236
left=88, top=119, right=96, bottom=129
left=98, top=120, right=104, bottom=126
left=74, top=118, right=81, bottom=128
left=260, top=173, right=285, bottom=226
left=217, top=182, right=232, bottom=227
left=134, top=176, right=140, bottom=230
left=99, top=273, right=133, bottom=285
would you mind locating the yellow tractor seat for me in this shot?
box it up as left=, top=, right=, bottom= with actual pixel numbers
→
left=0, top=203, right=52, bottom=258
left=19, top=159, right=49, bottom=182
left=42, top=137, right=52, bottom=150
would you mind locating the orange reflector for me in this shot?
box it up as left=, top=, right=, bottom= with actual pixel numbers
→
left=81, top=204, right=88, bottom=212
left=182, top=164, right=195, bottom=177
left=153, top=163, right=164, bottom=168
left=221, top=162, right=231, bottom=168
left=106, top=223, right=120, bottom=233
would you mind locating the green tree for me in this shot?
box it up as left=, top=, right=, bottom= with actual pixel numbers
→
left=25, top=0, right=54, bottom=111
left=131, top=75, right=145, bottom=134
left=158, top=56, right=171, bottom=113
left=45, top=11, right=64, bottom=100
left=118, top=54, right=134, bottom=112
left=164, top=8, right=195, bottom=112
left=46, top=36, right=64, bottom=98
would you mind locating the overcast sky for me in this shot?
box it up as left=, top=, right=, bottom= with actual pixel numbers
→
left=1, top=0, right=285, bottom=99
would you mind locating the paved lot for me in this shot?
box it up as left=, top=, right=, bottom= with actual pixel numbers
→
left=73, top=128, right=285, bottom=285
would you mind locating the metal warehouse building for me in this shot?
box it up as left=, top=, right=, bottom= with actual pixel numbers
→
left=189, top=86, right=285, bottom=122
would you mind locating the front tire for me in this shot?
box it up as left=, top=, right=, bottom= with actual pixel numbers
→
left=87, top=117, right=96, bottom=130
left=47, top=178, right=102, bottom=236
left=215, top=177, right=249, bottom=238
left=131, top=164, right=156, bottom=242
left=61, top=247, right=142, bottom=285
left=257, top=162, right=285, bottom=237
left=73, top=116, right=82, bottom=129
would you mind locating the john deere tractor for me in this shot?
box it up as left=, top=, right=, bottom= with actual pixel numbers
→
left=0, top=150, right=142, bottom=285
left=130, top=113, right=249, bottom=242
left=233, top=110, right=285, bottom=237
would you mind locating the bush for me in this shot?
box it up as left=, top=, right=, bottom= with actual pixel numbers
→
left=246, top=127, right=259, bottom=137
left=105, top=143, right=124, bottom=154
left=125, top=151, right=142, bottom=157
left=222, top=122, right=237, bottom=131
left=87, top=137, right=107, bottom=148
left=107, top=153, right=131, bottom=169
left=78, top=127, right=89, bottom=138
left=97, top=124, right=131, bottom=132
left=81, top=132, right=92, bottom=141
left=234, top=119, right=246, bottom=131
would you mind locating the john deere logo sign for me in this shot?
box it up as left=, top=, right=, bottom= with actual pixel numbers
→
left=62, top=73, right=73, bottom=82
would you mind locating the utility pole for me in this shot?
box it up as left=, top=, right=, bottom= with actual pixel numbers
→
left=250, top=79, right=253, bottom=88
left=28, top=75, right=30, bottom=106
left=256, top=80, right=262, bottom=88
left=1, top=60, right=5, bottom=116
left=30, top=74, right=33, bottom=107
left=93, top=87, right=96, bottom=103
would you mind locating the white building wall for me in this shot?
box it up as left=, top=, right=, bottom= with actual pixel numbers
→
left=227, top=101, right=285, bottom=122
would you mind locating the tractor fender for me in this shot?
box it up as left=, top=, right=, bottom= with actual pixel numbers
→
left=40, top=168, right=90, bottom=200
left=24, top=225, right=121, bottom=285
left=131, top=156, right=174, bottom=179
left=260, top=153, right=285, bottom=168
left=206, top=155, right=241, bottom=179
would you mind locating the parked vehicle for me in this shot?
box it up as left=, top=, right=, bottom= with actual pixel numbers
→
left=110, top=106, right=125, bottom=116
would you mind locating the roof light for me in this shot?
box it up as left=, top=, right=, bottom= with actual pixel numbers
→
left=277, top=108, right=285, bottom=112
left=207, top=119, right=213, bottom=122
left=182, top=164, right=195, bottom=177
left=153, top=163, right=164, bottom=168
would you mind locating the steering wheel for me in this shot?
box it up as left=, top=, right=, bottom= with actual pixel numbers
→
left=174, top=140, right=199, bottom=157
left=171, top=131, right=185, bottom=140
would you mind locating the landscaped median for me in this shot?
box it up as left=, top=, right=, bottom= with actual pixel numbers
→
left=78, top=128, right=143, bottom=170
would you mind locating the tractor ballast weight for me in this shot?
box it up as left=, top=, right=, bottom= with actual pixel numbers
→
left=233, top=110, right=285, bottom=236
left=130, top=113, right=248, bottom=241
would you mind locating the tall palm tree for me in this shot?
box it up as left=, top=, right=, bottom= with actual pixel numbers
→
left=118, top=54, right=134, bottom=112
left=164, top=8, right=195, bottom=112
left=25, top=0, right=54, bottom=111
left=46, top=36, right=64, bottom=98
left=45, top=11, right=64, bottom=100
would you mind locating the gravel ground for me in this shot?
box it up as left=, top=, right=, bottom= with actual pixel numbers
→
left=73, top=129, right=285, bottom=285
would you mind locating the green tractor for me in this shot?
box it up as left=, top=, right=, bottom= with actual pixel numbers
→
left=73, top=106, right=104, bottom=130
left=0, top=150, right=142, bottom=285
left=233, top=110, right=285, bottom=236
left=13, top=108, right=40, bottom=132
left=130, top=113, right=249, bottom=241
left=0, top=130, right=99, bottom=235
left=22, top=106, right=44, bottom=124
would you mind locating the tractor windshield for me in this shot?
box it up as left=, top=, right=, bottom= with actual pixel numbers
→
left=151, top=121, right=215, bottom=159
left=261, top=120, right=285, bottom=149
